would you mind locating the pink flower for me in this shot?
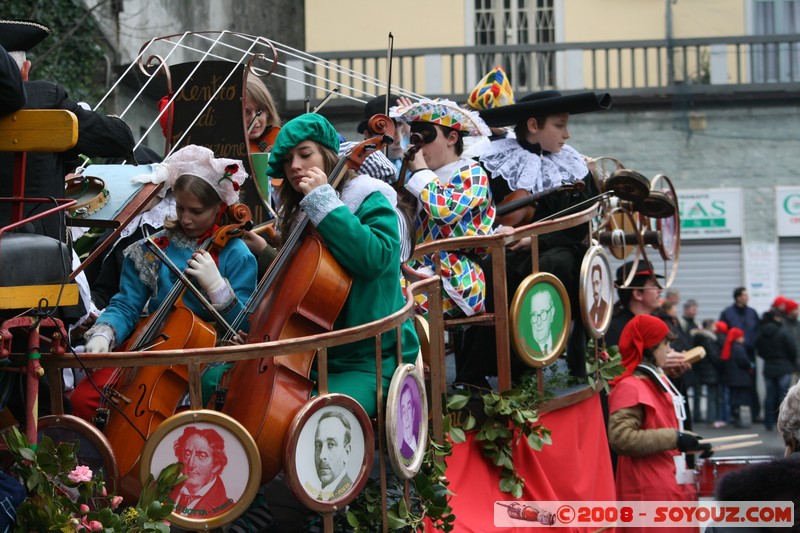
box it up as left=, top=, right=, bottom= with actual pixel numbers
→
left=80, top=504, right=90, bottom=514
left=88, top=521, right=103, bottom=531
left=111, top=495, right=123, bottom=509
left=599, top=351, right=609, bottom=362
left=100, top=486, right=107, bottom=497
left=67, top=465, right=93, bottom=483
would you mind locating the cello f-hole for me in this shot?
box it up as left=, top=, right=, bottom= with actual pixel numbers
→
left=258, top=358, right=269, bottom=374
left=134, top=384, right=147, bottom=417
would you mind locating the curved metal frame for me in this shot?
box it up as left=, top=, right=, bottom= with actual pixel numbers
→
left=385, top=364, right=428, bottom=479
left=509, top=272, right=571, bottom=368
left=282, top=394, right=374, bottom=513
left=138, top=409, right=261, bottom=530
left=578, top=245, right=614, bottom=339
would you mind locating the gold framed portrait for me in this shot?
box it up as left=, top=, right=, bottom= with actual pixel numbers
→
left=385, top=364, right=428, bottom=479
left=283, top=393, right=374, bottom=513
left=138, top=410, right=261, bottom=530
left=579, top=245, right=614, bottom=339
left=510, top=272, right=571, bottom=368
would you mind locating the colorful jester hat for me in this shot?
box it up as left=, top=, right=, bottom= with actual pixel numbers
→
left=466, top=65, right=515, bottom=111
left=395, top=98, right=491, bottom=137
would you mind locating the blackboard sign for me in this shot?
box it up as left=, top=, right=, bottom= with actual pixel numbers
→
left=167, top=61, right=267, bottom=223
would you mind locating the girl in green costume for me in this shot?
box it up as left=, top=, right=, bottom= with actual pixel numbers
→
left=247, top=113, right=419, bottom=417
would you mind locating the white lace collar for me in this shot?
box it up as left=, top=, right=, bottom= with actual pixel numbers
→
left=479, top=139, right=588, bottom=193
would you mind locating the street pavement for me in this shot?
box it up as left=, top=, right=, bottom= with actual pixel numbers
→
left=690, top=409, right=786, bottom=459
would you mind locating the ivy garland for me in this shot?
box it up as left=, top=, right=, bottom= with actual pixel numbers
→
left=345, top=438, right=455, bottom=531
left=585, top=339, right=626, bottom=393
left=342, top=358, right=622, bottom=529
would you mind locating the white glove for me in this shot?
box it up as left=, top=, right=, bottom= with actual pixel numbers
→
left=85, top=335, right=110, bottom=353
left=186, top=250, right=224, bottom=293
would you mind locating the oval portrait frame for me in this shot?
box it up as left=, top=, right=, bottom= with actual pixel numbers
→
left=386, top=364, right=428, bottom=479
left=38, top=414, right=119, bottom=494
left=579, top=245, right=614, bottom=339
left=510, top=272, right=571, bottom=368
left=283, top=393, right=373, bottom=513
left=139, top=409, right=261, bottom=530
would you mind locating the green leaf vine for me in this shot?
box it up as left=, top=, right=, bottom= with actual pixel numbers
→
left=345, top=437, right=455, bottom=531
left=443, top=366, right=579, bottom=499
left=584, top=339, right=626, bottom=393
left=2, top=425, right=185, bottom=532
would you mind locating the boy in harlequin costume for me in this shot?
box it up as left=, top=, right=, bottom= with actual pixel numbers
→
left=395, top=98, right=495, bottom=318
left=71, top=145, right=258, bottom=419
left=608, top=314, right=711, bottom=530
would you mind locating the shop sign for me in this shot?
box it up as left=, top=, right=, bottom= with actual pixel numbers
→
left=776, top=187, right=800, bottom=237
left=677, top=189, right=742, bottom=240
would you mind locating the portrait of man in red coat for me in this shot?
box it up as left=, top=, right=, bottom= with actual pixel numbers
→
left=168, top=426, right=233, bottom=518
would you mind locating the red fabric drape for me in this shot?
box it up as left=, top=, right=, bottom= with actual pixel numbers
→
left=427, top=393, right=615, bottom=532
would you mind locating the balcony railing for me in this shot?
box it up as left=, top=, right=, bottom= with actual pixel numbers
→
left=295, top=33, right=800, bottom=108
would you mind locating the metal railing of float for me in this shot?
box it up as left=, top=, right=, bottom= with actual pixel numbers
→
left=406, top=200, right=602, bottom=393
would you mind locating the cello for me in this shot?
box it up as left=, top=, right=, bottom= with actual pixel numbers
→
left=220, top=114, right=396, bottom=483
left=99, top=204, right=252, bottom=496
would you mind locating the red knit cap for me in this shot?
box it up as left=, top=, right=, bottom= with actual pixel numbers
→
left=785, top=299, right=799, bottom=313
left=714, top=321, right=729, bottom=334
left=721, top=327, right=745, bottom=361
left=772, top=296, right=788, bottom=311
left=611, top=315, right=670, bottom=385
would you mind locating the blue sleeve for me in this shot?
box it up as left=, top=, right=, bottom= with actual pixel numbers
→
left=96, top=255, right=152, bottom=344
left=217, top=238, right=258, bottom=326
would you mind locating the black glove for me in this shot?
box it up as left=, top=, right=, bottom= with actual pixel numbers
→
left=676, top=431, right=713, bottom=459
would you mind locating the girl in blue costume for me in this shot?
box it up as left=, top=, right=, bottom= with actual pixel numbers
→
left=261, top=113, right=419, bottom=417
left=72, top=145, right=257, bottom=419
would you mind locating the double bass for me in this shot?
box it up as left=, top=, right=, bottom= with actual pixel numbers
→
left=220, top=115, right=396, bottom=482
left=99, top=204, right=252, bottom=496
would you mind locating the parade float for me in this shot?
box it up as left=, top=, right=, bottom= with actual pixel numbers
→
left=0, top=30, right=687, bottom=532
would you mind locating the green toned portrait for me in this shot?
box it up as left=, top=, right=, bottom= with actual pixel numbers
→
left=511, top=272, right=570, bottom=368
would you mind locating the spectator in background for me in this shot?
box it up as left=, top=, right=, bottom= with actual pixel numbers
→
left=689, top=319, right=724, bottom=425
left=756, top=309, right=798, bottom=432
left=677, top=299, right=702, bottom=420
left=719, top=287, right=762, bottom=423
left=721, top=327, right=753, bottom=428
left=663, top=288, right=680, bottom=309
left=714, top=320, right=731, bottom=427
left=784, top=300, right=800, bottom=381
left=678, top=299, right=699, bottom=340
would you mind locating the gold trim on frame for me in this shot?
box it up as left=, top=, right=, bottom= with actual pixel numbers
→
left=38, top=414, right=119, bottom=495
left=579, top=245, right=614, bottom=339
left=510, top=272, right=570, bottom=368
left=138, top=409, right=261, bottom=531
left=282, top=394, right=374, bottom=513
left=385, top=364, right=428, bottom=479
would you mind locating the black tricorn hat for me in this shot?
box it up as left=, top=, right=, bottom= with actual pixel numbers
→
left=357, top=94, right=401, bottom=134
left=0, top=20, right=52, bottom=52
left=478, top=90, right=611, bottom=128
